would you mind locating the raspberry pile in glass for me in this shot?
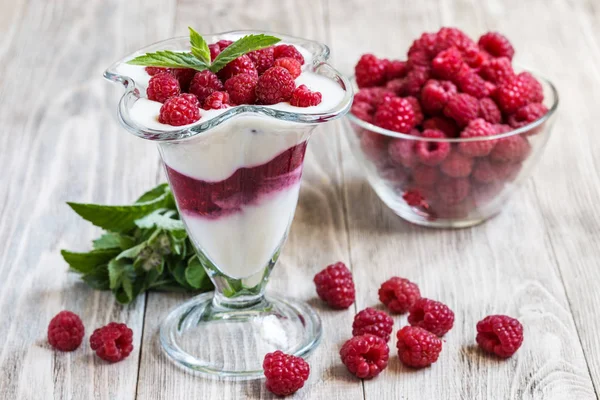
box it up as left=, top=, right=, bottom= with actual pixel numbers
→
left=144, top=42, right=323, bottom=126
left=351, top=27, right=549, bottom=219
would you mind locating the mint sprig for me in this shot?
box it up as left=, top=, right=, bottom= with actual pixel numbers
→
left=127, top=27, right=281, bottom=73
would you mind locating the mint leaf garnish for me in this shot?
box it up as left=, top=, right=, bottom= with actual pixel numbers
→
left=127, top=51, right=209, bottom=71
left=93, top=233, right=135, bottom=250
left=185, top=255, right=212, bottom=289
left=189, top=27, right=211, bottom=64
left=135, top=209, right=185, bottom=232
left=61, top=249, right=121, bottom=274
left=210, top=34, right=281, bottom=72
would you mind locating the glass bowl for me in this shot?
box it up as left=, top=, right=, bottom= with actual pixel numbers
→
left=344, top=70, right=558, bottom=228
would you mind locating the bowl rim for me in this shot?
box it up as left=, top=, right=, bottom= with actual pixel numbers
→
left=346, top=68, right=559, bottom=142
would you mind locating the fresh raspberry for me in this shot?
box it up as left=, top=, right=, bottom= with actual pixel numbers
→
left=313, top=262, right=355, bottom=309
left=47, top=311, right=85, bottom=351
left=436, top=177, right=470, bottom=204
left=159, top=95, right=201, bottom=126
left=440, top=151, right=474, bottom=178
left=247, top=47, right=275, bottom=74
left=352, top=308, right=394, bottom=342
left=273, top=44, right=305, bottom=64
left=403, top=189, right=429, bottom=207
left=478, top=32, right=515, bottom=60
left=408, top=298, right=455, bottom=337
left=180, top=93, right=200, bottom=108
left=216, top=39, right=233, bottom=49
left=374, top=97, right=416, bottom=133
left=340, top=334, right=389, bottom=379
left=386, top=60, right=408, bottom=80
left=444, top=93, right=479, bottom=126
left=508, top=103, right=548, bottom=128
left=208, top=43, right=221, bottom=60
left=432, top=47, right=464, bottom=80
left=412, top=165, right=441, bottom=187
left=202, top=91, right=229, bottom=110
left=354, top=87, right=394, bottom=107
left=171, top=68, right=196, bottom=92
left=408, top=32, right=438, bottom=59
left=290, top=84, right=322, bottom=107
left=479, top=57, right=515, bottom=85
left=405, top=96, right=424, bottom=125
left=494, top=123, right=513, bottom=134
left=415, top=129, right=451, bottom=166
left=461, top=44, right=489, bottom=68
left=458, top=118, right=497, bottom=157
left=263, top=351, right=310, bottom=396
left=224, top=73, right=257, bottom=105
left=355, top=54, right=388, bottom=88
left=89, top=322, right=134, bottom=363
left=421, top=79, right=457, bottom=114
left=388, top=138, right=418, bottom=168
left=256, top=66, right=295, bottom=105
left=351, top=102, right=375, bottom=123
left=489, top=135, right=531, bottom=163
left=145, top=66, right=169, bottom=76
left=495, top=72, right=543, bottom=114
left=218, top=55, right=258, bottom=81
left=396, top=326, right=442, bottom=368
left=472, top=159, right=498, bottom=183
left=435, top=27, right=475, bottom=54
left=378, top=277, right=421, bottom=314
left=455, top=67, right=491, bottom=99
left=478, top=97, right=502, bottom=124
left=400, top=66, right=430, bottom=96
left=189, top=70, right=224, bottom=103
left=493, top=161, right=522, bottom=182
left=407, top=49, right=431, bottom=69
left=146, top=72, right=180, bottom=103
left=520, top=72, right=544, bottom=103
left=423, top=116, right=459, bottom=138
left=385, top=78, right=404, bottom=95
left=274, top=57, right=302, bottom=79
left=476, top=315, right=523, bottom=358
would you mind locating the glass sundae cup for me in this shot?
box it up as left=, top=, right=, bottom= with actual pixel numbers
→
left=104, top=31, right=352, bottom=379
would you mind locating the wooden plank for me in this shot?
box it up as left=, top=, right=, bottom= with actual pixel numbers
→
left=0, top=0, right=175, bottom=398
left=135, top=1, right=363, bottom=399
left=327, top=0, right=598, bottom=398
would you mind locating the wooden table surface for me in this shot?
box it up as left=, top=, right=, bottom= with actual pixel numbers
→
left=1, top=0, right=599, bottom=399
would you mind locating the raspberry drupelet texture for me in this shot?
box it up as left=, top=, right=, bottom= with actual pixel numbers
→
left=189, top=70, right=224, bottom=103
left=208, top=43, right=221, bottom=60
left=508, top=103, right=548, bottom=128
left=423, top=116, right=459, bottom=138
left=374, top=97, right=416, bottom=133
left=440, top=151, right=474, bottom=178
left=179, top=93, right=200, bottom=108
left=255, top=66, right=295, bottom=105
left=216, top=39, right=233, bottom=49
left=494, top=72, right=543, bottom=114
left=274, top=57, right=302, bottom=79
left=224, top=73, right=258, bottom=105
left=378, top=277, right=421, bottom=314
left=89, top=322, right=134, bottom=363
left=354, top=87, right=394, bottom=108
left=147, top=72, right=180, bottom=103
left=340, top=334, right=389, bottom=379
left=405, top=96, right=424, bottom=125
left=455, top=67, right=492, bottom=99
left=159, top=95, right=201, bottom=126
left=458, top=118, right=497, bottom=157
left=202, top=91, right=230, bottom=110
left=444, top=93, right=479, bottom=127
left=478, top=32, right=515, bottom=60
left=351, top=102, right=374, bottom=123
left=408, top=298, right=455, bottom=337
left=290, top=85, right=322, bottom=107
left=489, top=135, right=531, bottom=164
left=273, top=44, right=305, bottom=65
left=145, top=66, right=169, bottom=76
left=400, top=66, right=431, bottom=96
left=479, top=57, right=515, bottom=85
left=218, top=55, right=258, bottom=81
left=47, top=311, right=85, bottom=351
left=420, top=79, right=458, bottom=114
left=313, top=262, right=355, bottom=309
left=355, top=54, right=388, bottom=88
left=396, top=326, right=443, bottom=368
left=386, top=60, right=408, bottom=80
left=478, top=97, right=502, bottom=124
left=432, top=47, right=464, bottom=80
left=247, top=47, right=275, bottom=74
left=388, top=137, right=418, bottom=168
left=415, top=129, right=451, bottom=166
left=476, top=315, right=523, bottom=358
left=263, top=350, right=310, bottom=396
left=352, top=308, right=395, bottom=342
left=436, top=177, right=470, bottom=205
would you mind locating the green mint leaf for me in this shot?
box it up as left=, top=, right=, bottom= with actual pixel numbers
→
left=185, top=255, right=212, bottom=289
left=93, top=233, right=135, bottom=250
left=135, top=209, right=185, bottom=233
left=189, top=27, right=211, bottom=64
left=61, top=249, right=120, bottom=274
left=82, top=267, right=110, bottom=290
left=127, top=50, right=209, bottom=72
left=135, top=183, right=170, bottom=204
left=210, top=34, right=281, bottom=72
left=121, top=276, right=134, bottom=302
left=117, top=242, right=149, bottom=260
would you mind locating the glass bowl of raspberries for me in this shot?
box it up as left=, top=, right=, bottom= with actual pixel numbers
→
left=344, top=27, right=558, bottom=228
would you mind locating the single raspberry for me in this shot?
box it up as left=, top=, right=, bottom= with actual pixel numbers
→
left=180, top=93, right=200, bottom=108
left=47, top=311, right=85, bottom=351
left=159, top=95, right=201, bottom=126
left=355, top=54, right=388, bottom=88
left=290, top=84, right=322, bottom=107
left=405, top=96, right=423, bottom=125
left=412, top=165, right=441, bottom=187
left=495, top=72, right=543, bottom=114
left=171, top=68, right=196, bottom=92
left=388, top=138, right=418, bottom=168
left=400, top=66, right=431, bottom=97
left=408, top=32, right=438, bottom=59
left=455, top=67, right=491, bottom=99
left=415, top=129, right=451, bottom=166
left=374, top=97, right=416, bottom=133
left=351, top=102, right=375, bottom=123
left=444, top=93, right=479, bottom=126
left=508, top=103, right=548, bottom=128
left=423, top=116, right=459, bottom=138
left=520, top=72, right=544, bottom=103
left=408, top=298, right=455, bottom=337
left=89, top=322, right=134, bottom=363
left=478, top=97, right=502, bottom=124
left=274, top=57, right=302, bottom=79
left=421, top=79, right=457, bottom=114
left=273, top=44, right=305, bottom=64
left=461, top=44, right=489, bottom=68
left=256, top=66, right=295, bottom=105
left=216, top=39, right=233, bottom=49
left=189, top=70, right=224, bottom=103
left=146, top=72, right=180, bottom=103
left=202, top=91, right=229, bottom=110
left=403, top=189, right=430, bottom=207
left=489, top=135, right=531, bottom=163
left=263, top=350, right=310, bottom=396
left=478, top=32, right=515, bottom=60
left=472, top=159, right=498, bottom=183
left=458, top=118, right=497, bottom=157
left=313, top=262, right=355, bottom=309
left=340, top=334, right=389, bottom=379
left=247, top=47, right=275, bottom=74
left=440, top=151, right=474, bottom=178
left=479, top=57, right=515, bottom=85
left=354, top=87, right=394, bottom=108
left=407, top=49, right=431, bottom=69
left=432, top=47, right=464, bottom=80
left=145, top=66, right=169, bottom=76
left=378, top=277, right=421, bottom=314
left=224, top=73, right=258, bottom=105
left=435, top=27, right=475, bottom=54
left=476, top=315, right=523, bottom=358
left=208, top=43, right=221, bottom=60
left=386, top=60, right=408, bottom=80
left=352, top=308, right=394, bottom=342
left=218, top=55, right=258, bottom=81
left=396, top=326, right=442, bottom=368
left=436, top=177, right=470, bottom=204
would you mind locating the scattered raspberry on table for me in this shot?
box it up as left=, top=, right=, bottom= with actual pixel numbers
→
left=313, top=262, right=355, bottom=309
left=476, top=315, right=524, bottom=358
left=263, top=350, right=310, bottom=396
left=47, top=311, right=85, bottom=351
left=352, top=308, right=394, bottom=342
left=340, top=334, right=389, bottom=379
left=89, top=322, right=134, bottom=363
left=408, top=298, right=455, bottom=337
left=396, top=326, right=443, bottom=368
left=378, top=277, right=421, bottom=314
